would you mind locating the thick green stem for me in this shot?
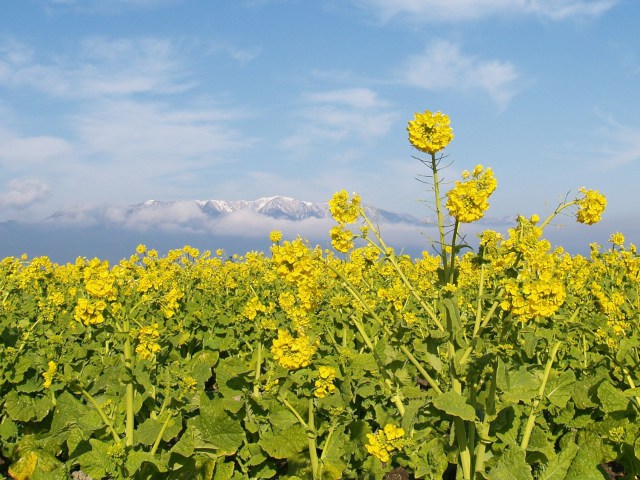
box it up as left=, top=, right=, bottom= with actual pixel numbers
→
left=308, top=399, right=320, bottom=480
left=448, top=220, right=460, bottom=285
left=520, top=341, right=561, bottom=450
left=123, top=319, right=135, bottom=447
left=81, top=388, right=120, bottom=443
left=253, top=341, right=263, bottom=397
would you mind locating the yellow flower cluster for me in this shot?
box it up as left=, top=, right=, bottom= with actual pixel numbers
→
left=270, top=329, right=317, bottom=370
left=269, top=230, right=283, bottom=243
left=160, top=288, right=183, bottom=318
left=328, top=190, right=363, bottom=253
left=576, top=187, right=606, bottom=225
left=501, top=276, right=567, bottom=323
left=330, top=225, right=355, bottom=254
left=609, top=232, right=625, bottom=247
left=42, top=361, right=57, bottom=388
left=365, top=424, right=405, bottom=463
left=136, top=323, right=161, bottom=359
left=329, top=190, right=361, bottom=224
left=407, top=110, right=454, bottom=154
left=314, top=365, right=337, bottom=398
left=74, top=298, right=107, bottom=326
left=446, top=165, right=497, bottom=223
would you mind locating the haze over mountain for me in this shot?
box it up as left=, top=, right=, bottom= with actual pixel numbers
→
left=0, top=195, right=628, bottom=265
left=0, top=196, right=441, bottom=264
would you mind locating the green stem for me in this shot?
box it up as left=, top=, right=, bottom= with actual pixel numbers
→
left=622, top=368, right=640, bottom=410
left=308, top=399, right=320, bottom=480
left=253, top=341, right=263, bottom=397
left=520, top=341, right=561, bottom=450
left=357, top=213, right=445, bottom=332
left=81, top=388, right=120, bottom=443
left=448, top=220, right=460, bottom=285
left=150, top=410, right=174, bottom=456
left=474, top=362, right=497, bottom=475
left=123, top=319, right=135, bottom=447
left=429, top=152, right=448, bottom=267
left=280, top=395, right=311, bottom=432
left=352, top=316, right=408, bottom=414
left=539, top=200, right=578, bottom=230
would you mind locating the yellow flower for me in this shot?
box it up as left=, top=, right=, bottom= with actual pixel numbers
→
left=576, top=187, right=606, bottom=225
left=314, top=366, right=337, bottom=398
left=42, top=361, right=57, bottom=388
left=365, top=424, right=405, bottom=463
left=74, top=298, right=107, bottom=326
left=136, top=244, right=147, bottom=254
left=136, top=323, right=161, bottom=359
left=271, top=329, right=316, bottom=370
left=407, top=110, right=454, bottom=154
left=330, top=225, right=355, bottom=253
left=329, top=190, right=361, bottom=224
left=609, top=232, right=625, bottom=247
left=269, top=230, right=283, bottom=243
left=446, top=165, right=497, bottom=223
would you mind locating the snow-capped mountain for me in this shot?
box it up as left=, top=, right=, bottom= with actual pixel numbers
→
left=45, top=196, right=424, bottom=226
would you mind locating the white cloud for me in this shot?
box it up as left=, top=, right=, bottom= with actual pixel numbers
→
left=280, top=88, right=397, bottom=153
left=399, top=40, right=520, bottom=108
left=304, top=88, right=388, bottom=109
left=0, top=37, right=191, bottom=98
left=44, top=0, right=183, bottom=14
left=0, top=127, right=74, bottom=168
left=0, top=179, right=51, bottom=209
left=353, top=0, right=618, bottom=22
left=598, top=118, right=640, bottom=170
left=74, top=99, right=247, bottom=167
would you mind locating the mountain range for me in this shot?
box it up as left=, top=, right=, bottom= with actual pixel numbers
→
left=44, top=196, right=424, bottom=226
left=0, top=196, right=433, bottom=264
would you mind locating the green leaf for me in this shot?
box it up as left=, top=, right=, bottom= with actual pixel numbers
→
left=539, top=440, right=579, bottom=480
left=497, top=364, right=541, bottom=405
left=258, top=424, right=308, bottom=459
left=564, top=432, right=605, bottom=480
left=125, top=450, right=158, bottom=476
left=4, top=391, right=52, bottom=422
left=136, top=417, right=164, bottom=446
left=411, top=437, right=449, bottom=480
left=0, top=416, right=18, bottom=441
left=193, top=396, right=245, bottom=455
left=597, top=381, right=629, bottom=414
left=433, top=390, right=476, bottom=421
left=546, top=370, right=576, bottom=408
left=75, top=439, right=117, bottom=480
left=214, top=357, right=252, bottom=399
left=487, top=446, right=533, bottom=480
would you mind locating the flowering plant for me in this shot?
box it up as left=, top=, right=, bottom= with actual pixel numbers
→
left=1, top=111, right=638, bottom=480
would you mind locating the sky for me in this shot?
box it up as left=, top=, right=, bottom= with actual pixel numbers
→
left=1, top=0, right=639, bottom=254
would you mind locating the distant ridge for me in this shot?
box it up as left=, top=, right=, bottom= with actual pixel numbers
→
left=45, top=196, right=424, bottom=227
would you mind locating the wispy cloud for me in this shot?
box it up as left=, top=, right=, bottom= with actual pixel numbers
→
left=0, top=37, right=191, bottom=98
left=0, top=127, right=74, bottom=168
left=598, top=117, right=640, bottom=170
left=280, top=88, right=397, bottom=153
left=43, top=0, right=183, bottom=14
left=353, top=0, right=618, bottom=23
left=0, top=179, right=51, bottom=209
left=399, top=40, right=520, bottom=108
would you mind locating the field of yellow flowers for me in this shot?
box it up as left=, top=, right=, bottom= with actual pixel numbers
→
left=1, top=111, right=639, bottom=480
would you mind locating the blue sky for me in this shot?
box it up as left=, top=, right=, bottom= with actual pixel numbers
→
left=1, top=0, right=639, bottom=251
